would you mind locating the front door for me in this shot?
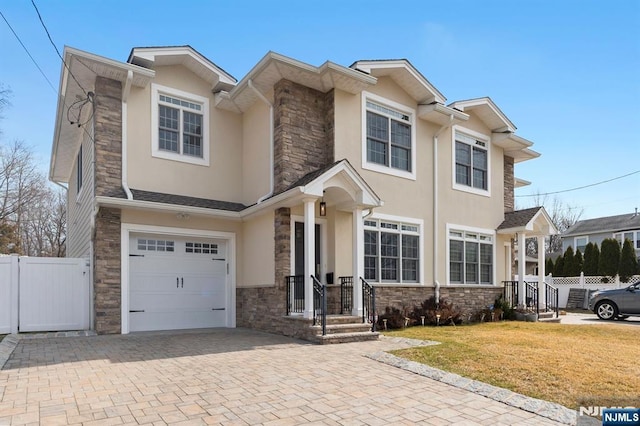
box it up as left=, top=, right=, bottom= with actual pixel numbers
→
left=294, top=222, right=321, bottom=279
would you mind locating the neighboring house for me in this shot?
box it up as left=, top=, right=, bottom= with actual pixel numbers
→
left=562, top=211, right=640, bottom=257
left=50, top=46, right=556, bottom=338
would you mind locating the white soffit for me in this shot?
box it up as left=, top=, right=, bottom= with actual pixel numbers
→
left=352, top=60, right=446, bottom=105
left=449, top=97, right=516, bottom=132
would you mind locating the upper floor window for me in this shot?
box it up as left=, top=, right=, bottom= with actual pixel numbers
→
left=453, top=128, right=490, bottom=195
left=151, top=84, right=210, bottom=166
left=364, top=216, right=422, bottom=283
left=362, top=92, right=416, bottom=180
left=614, top=230, right=640, bottom=250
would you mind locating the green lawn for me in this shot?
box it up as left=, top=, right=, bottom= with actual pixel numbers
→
left=386, top=321, right=640, bottom=409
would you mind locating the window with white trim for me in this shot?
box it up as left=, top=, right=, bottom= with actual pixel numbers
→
left=614, top=230, right=640, bottom=250
left=449, top=228, right=493, bottom=284
left=454, top=131, right=489, bottom=192
left=364, top=219, right=420, bottom=283
left=362, top=93, right=415, bottom=179
left=574, top=236, right=588, bottom=253
left=151, top=84, right=210, bottom=166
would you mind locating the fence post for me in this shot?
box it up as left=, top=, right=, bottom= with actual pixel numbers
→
left=580, top=272, right=585, bottom=288
left=615, top=275, right=620, bottom=288
left=10, top=255, right=19, bottom=334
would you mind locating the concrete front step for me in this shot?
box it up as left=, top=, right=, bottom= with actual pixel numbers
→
left=538, top=311, right=557, bottom=319
left=538, top=317, right=562, bottom=323
left=311, top=322, right=374, bottom=334
left=313, top=331, right=380, bottom=345
left=324, top=315, right=364, bottom=325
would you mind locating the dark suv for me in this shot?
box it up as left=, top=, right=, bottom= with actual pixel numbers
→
left=588, top=280, right=640, bottom=320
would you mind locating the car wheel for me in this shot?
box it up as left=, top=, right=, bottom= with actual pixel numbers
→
left=595, top=301, right=618, bottom=320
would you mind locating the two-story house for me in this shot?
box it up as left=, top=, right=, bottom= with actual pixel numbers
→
left=50, top=46, right=556, bottom=340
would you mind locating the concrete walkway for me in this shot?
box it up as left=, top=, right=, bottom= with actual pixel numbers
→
left=0, top=329, right=573, bottom=425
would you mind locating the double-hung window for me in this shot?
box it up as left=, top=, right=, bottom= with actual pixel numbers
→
left=614, top=230, right=640, bottom=250
left=364, top=218, right=421, bottom=283
left=454, top=129, right=489, bottom=194
left=362, top=93, right=415, bottom=179
left=151, top=84, right=210, bottom=166
left=449, top=227, right=494, bottom=284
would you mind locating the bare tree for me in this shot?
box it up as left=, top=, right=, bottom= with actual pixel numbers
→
left=519, top=193, right=583, bottom=256
left=21, top=188, right=66, bottom=256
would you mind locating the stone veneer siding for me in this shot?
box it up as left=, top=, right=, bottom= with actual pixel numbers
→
left=273, top=79, right=334, bottom=193
left=93, top=76, right=123, bottom=334
left=94, top=208, right=121, bottom=334
left=503, top=155, right=514, bottom=213
left=375, top=286, right=503, bottom=320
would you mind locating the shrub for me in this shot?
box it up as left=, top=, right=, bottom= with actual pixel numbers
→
left=562, top=246, right=576, bottom=276
left=619, top=238, right=638, bottom=283
left=575, top=249, right=584, bottom=275
left=545, top=258, right=555, bottom=276
left=494, top=296, right=515, bottom=320
left=583, top=242, right=599, bottom=276
left=409, top=297, right=462, bottom=326
left=377, top=306, right=411, bottom=330
left=554, top=255, right=565, bottom=277
left=599, top=238, right=620, bottom=278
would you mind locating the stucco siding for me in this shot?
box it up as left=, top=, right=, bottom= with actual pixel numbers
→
left=242, top=101, right=270, bottom=205
left=126, top=65, right=243, bottom=202
left=242, top=211, right=275, bottom=287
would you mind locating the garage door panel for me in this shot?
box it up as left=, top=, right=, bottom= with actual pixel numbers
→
left=129, top=234, right=229, bottom=332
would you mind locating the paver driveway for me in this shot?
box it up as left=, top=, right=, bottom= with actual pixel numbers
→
left=0, top=329, right=565, bottom=425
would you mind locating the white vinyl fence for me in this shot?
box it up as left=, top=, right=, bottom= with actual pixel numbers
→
left=0, top=255, right=90, bottom=334
left=522, top=273, right=640, bottom=308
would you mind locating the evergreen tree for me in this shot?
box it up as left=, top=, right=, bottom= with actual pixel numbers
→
left=554, top=255, right=565, bottom=277
left=562, top=246, right=576, bottom=277
left=598, top=238, right=620, bottom=278
left=574, top=249, right=584, bottom=275
left=583, top=242, right=599, bottom=275
left=619, top=238, right=638, bottom=282
left=545, top=257, right=554, bottom=276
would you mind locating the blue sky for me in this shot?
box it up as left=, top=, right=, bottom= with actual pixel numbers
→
left=1, top=0, right=638, bottom=220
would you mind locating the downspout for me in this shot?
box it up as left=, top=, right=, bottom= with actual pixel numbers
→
left=248, top=79, right=274, bottom=204
left=433, top=114, right=455, bottom=302
left=121, top=70, right=134, bottom=200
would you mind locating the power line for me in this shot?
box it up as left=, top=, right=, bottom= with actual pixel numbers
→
left=30, top=0, right=88, bottom=98
left=516, top=170, right=640, bottom=197
left=0, top=10, right=57, bottom=93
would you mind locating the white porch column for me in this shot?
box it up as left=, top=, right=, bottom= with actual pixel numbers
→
left=537, top=235, right=546, bottom=309
left=352, top=207, right=364, bottom=317
left=517, top=232, right=526, bottom=307
left=303, top=198, right=316, bottom=319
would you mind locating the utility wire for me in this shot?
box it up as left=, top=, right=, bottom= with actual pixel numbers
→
left=30, top=0, right=88, bottom=98
left=0, top=10, right=57, bottom=93
left=516, top=170, right=640, bottom=197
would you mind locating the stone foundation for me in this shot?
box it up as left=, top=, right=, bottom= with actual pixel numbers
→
left=375, top=285, right=503, bottom=320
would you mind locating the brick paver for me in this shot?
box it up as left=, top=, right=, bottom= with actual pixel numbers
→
left=0, top=329, right=568, bottom=425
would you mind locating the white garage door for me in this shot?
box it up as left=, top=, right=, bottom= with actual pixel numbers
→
left=129, top=234, right=228, bottom=332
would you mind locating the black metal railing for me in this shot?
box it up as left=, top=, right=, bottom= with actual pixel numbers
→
left=545, top=282, right=559, bottom=318
left=360, top=277, right=376, bottom=331
left=526, top=281, right=539, bottom=314
left=503, top=280, right=540, bottom=314
left=312, top=275, right=327, bottom=335
left=339, top=276, right=353, bottom=314
left=286, top=275, right=305, bottom=315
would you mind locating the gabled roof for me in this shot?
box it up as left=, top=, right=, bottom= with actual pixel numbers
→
left=350, top=59, right=446, bottom=104
left=497, top=206, right=558, bottom=236
left=449, top=97, right=516, bottom=132
left=128, top=46, right=236, bottom=92
left=563, top=212, right=640, bottom=237
left=215, top=52, right=377, bottom=113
